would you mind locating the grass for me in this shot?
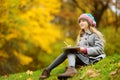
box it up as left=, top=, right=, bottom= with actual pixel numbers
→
left=0, top=54, right=120, bottom=80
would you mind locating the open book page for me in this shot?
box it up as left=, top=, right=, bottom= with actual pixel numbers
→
left=63, top=46, right=80, bottom=50
left=63, top=41, right=80, bottom=50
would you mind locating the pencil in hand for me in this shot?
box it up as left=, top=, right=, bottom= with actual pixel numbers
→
left=64, top=41, right=71, bottom=47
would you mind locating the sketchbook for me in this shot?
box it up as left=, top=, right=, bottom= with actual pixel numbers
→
left=63, top=46, right=80, bottom=50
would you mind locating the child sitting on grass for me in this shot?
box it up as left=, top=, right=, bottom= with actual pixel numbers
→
left=39, top=13, right=106, bottom=79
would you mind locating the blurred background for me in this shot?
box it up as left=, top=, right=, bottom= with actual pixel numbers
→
left=0, top=0, right=120, bottom=75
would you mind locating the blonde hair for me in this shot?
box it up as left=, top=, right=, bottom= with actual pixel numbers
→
left=77, top=27, right=105, bottom=44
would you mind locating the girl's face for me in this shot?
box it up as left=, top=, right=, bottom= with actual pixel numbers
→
left=79, top=19, right=89, bottom=30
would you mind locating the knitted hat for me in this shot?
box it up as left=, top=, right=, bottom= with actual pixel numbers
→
left=78, top=13, right=96, bottom=27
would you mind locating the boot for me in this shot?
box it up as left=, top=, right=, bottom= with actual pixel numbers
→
left=58, top=66, right=78, bottom=78
left=39, top=69, right=50, bottom=79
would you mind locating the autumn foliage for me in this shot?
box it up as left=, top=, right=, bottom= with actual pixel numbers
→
left=0, top=0, right=120, bottom=75
left=0, top=0, right=62, bottom=75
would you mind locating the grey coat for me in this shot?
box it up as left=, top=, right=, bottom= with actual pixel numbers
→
left=75, top=30, right=106, bottom=65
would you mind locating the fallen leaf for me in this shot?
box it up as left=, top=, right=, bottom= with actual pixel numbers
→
left=86, top=69, right=94, bottom=75
left=27, top=78, right=32, bottom=80
left=110, top=70, right=117, bottom=75
left=86, top=69, right=100, bottom=78
left=4, top=74, right=9, bottom=78
left=19, top=75, right=22, bottom=78
left=118, top=62, right=120, bottom=67
left=90, top=73, right=100, bottom=78
left=26, top=70, right=33, bottom=76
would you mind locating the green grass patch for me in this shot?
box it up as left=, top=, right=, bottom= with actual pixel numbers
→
left=0, top=54, right=120, bottom=80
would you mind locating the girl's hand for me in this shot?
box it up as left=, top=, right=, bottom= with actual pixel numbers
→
left=77, top=47, right=85, bottom=53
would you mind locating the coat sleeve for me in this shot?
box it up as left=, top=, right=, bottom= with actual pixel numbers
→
left=87, top=34, right=104, bottom=56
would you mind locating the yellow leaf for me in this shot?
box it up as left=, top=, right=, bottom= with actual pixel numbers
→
left=26, top=70, right=33, bottom=76
left=86, top=68, right=100, bottom=78
left=118, top=62, right=120, bottom=67
left=26, top=78, right=32, bottom=80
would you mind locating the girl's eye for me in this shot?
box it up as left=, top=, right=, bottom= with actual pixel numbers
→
left=79, top=19, right=86, bottom=23
left=79, top=20, right=85, bottom=23
left=82, top=19, right=85, bottom=22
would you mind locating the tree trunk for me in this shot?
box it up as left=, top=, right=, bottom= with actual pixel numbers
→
left=92, top=0, right=109, bottom=27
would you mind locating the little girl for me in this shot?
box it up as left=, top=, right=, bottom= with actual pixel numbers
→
left=39, top=13, right=106, bottom=79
